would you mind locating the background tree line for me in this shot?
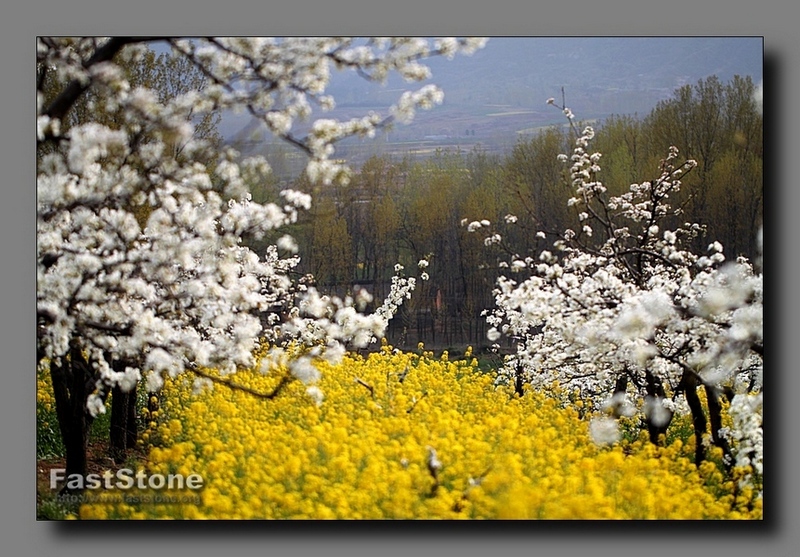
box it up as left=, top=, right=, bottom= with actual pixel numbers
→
left=244, top=74, right=762, bottom=352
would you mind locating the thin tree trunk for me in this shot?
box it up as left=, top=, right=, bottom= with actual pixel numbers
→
left=126, top=382, right=138, bottom=450
left=682, top=372, right=708, bottom=466
left=644, top=369, right=672, bottom=445
left=109, top=386, right=130, bottom=464
left=705, top=384, right=733, bottom=470
left=109, top=359, right=139, bottom=463
left=614, top=374, right=628, bottom=397
left=513, top=359, right=525, bottom=398
left=50, top=344, right=96, bottom=493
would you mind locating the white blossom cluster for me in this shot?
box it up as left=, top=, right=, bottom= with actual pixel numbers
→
left=721, top=392, right=763, bottom=492
left=374, top=261, right=430, bottom=322
left=476, top=105, right=762, bottom=485
left=37, top=37, right=482, bottom=413
left=166, top=37, right=485, bottom=186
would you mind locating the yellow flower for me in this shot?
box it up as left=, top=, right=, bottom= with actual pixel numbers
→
left=78, top=350, right=759, bottom=520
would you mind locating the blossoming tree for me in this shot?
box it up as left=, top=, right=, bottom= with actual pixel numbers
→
left=475, top=98, right=762, bottom=493
left=37, top=36, right=484, bottom=487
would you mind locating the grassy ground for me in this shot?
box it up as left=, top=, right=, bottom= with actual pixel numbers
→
left=36, top=370, right=149, bottom=519
left=37, top=440, right=110, bottom=520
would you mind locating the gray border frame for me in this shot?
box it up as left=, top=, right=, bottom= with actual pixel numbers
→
left=5, top=1, right=793, bottom=556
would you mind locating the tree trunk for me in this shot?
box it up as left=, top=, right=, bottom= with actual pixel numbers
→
left=607, top=373, right=629, bottom=419
left=109, top=387, right=130, bottom=464
left=682, top=372, right=708, bottom=466
left=126, top=382, right=138, bottom=449
left=49, top=344, right=96, bottom=494
left=614, top=374, right=628, bottom=397
left=705, top=384, right=733, bottom=470
left=109, top=360, right=139, bottom=464
left=644, top=369, right=673, bottom=445
left=513, top=359, right=525, bottom=398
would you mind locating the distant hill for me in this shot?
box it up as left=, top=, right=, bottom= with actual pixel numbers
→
left=415, top=37, right=763, bottom=106
left=221, top=37, right=763, bottom=172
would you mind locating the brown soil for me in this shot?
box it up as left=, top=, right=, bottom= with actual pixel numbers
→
left=36, top=440, right=148, bottom=513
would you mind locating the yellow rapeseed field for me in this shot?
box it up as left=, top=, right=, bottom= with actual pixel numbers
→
left=69, top=344, right=761, bottom=519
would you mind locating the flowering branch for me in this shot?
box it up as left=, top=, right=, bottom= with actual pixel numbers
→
left=479, top=97, right=762, bottom=488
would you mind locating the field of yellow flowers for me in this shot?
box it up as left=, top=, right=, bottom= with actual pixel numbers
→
left=64, top=344, right=760, bottom=519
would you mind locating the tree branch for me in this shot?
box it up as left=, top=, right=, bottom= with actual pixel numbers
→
left=41, top=37, right=159, bottom=125
left=190, top=366, right=291, bottom=399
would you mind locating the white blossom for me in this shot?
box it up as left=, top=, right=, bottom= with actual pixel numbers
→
left=37, top=36, right=484, bottom=416
left=602, top=392, right=637, bottom=418
left=86, top=393, right=107, bottom=418
left=289, top=357, right=321, bottom=385
left=643, top=396, right=672, bottom=428
left=723, top=392, right=763, bottom=492
left=276, top=234, right=299, bottom=253
left=306, top=385, right=325, bottom=407
left=589, top=417, right=620, bottom=445
left=485, top=105, right=762, bottom=466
